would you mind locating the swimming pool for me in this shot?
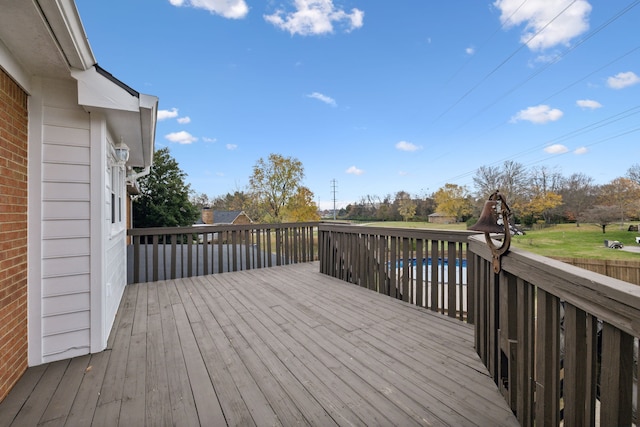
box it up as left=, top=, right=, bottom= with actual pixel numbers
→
left=392, top=257, right=468, bottom=286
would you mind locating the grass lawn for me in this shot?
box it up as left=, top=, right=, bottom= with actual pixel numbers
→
left=511, top=223, right=640, bottom=260
left=359, top=221, right=640, bottom=260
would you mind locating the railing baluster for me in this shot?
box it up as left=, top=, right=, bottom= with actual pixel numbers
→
left=133, top=235, right=140, bottom=284
left=430, top=240, right=439, bottom=313
left=202, top=231, right=208, bottom=276
left=534, top=289, right=560, bottom=426
left=447, top=241, right=456, bottom=318
left=600, top=322, right=633, bottom=426
left=415, top=239, right=424, bottom=307
left=170, top=234, right=177, bottom=279
left=563, top=303, right=587, bottom=427
left=402, top=237, right=410, bottom=302
left=515, top=277, right=534, bottom=427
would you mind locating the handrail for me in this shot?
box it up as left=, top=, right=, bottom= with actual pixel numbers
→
left=127, top=222, right=319, bottom=283
left=469, top=234, right=640, bottom=426
left=126, top=220, right=640, bottom=425
left=318, top=223, right=478, bottom=320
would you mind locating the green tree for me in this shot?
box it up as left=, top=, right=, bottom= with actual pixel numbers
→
left=133, top=147, right=199, bottom=228
left=433, top=183, right=473, bottom=221
left=249, top=153, right=310, bottom=222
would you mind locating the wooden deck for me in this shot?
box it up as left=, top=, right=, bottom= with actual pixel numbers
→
left=0, top=262, right=518, bottom=426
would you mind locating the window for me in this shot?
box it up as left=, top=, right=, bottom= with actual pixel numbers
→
left=111, top=191, right=116, bottom=224
left=110, top=162, right=124, bottom=230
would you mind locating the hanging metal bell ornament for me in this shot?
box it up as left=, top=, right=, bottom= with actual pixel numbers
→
left=470, top=191, right=511, bottom=273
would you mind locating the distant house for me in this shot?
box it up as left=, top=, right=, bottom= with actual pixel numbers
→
left=194, top=209, right=253, bottom=244
left=0, top=0, right=157, bottom=401
left=428, top=213, right=457, bottom=224
left=196, top=208, right=253, bottom=225
left=214, top=210, right=253, bottom=225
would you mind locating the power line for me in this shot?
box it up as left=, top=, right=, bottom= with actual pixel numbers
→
left=437, top=105, right=640, bottom=186
left=442, top=0, right=530, bottom=88
left=429, top=1, right=640, bottom=189
left=431, top=0, right=581, bottom=124
left=463, top=1, right=640, bottom=126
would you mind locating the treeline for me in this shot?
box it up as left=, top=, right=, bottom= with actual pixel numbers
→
left=334, top=162, right=640, bottom=229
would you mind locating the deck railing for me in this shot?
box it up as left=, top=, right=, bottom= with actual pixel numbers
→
left=469, top=234, right=640, bottom=427
left=318, top=223, right=478, bottom=320
left=127, top=222, right=318, bottom=283
left=127, top=221, right=640, bottom=425
left=318, top=224, right=640, bottom=426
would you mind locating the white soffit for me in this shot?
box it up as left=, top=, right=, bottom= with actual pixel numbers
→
left=71, top=66, right=158, bottom=168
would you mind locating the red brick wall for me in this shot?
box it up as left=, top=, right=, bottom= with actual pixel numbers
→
left=0, top=68, right=29, bottom=402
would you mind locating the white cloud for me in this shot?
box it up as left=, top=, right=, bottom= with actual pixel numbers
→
left=544, top=144, right=569, bottom=154
left=510, top=104, right=563, bottom=124
left=607, top=71, right=640, bottom=89
left=226, top=143, right=238, bottom=150
left=346, top=165, right=364, bottom=175
left=169, top=0, right=248, bottom=19
left=265, top=0, right=364, bottom=36
left=576, top=99, right=602, bottom=110
left=157, top=108, right=179, bottom=121
left=177, top=116, right=191, bottom=124
left=202, top=137, right=217, bottom=143
left=395, top=141, right=422, bottom=152
left=494, top=0, right=591, bottom=51
left=307, top=92, right=337, bottom=107
left=532, top=52, right=561, bottom=65
left=465, top=47, right=475, bottom=55
left=165, top=131, right=198, bottom=144
left=574, top=147, right=588, bottom=155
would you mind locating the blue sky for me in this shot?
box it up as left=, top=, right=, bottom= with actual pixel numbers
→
left=75, top=0, right=640, bottom=209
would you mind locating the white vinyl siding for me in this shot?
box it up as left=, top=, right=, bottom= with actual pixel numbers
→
left=39, top=79, right=92, bottom=362
left=27, top=73, right=140, bottom=366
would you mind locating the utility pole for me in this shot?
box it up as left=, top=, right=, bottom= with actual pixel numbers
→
left=331, top=179, right=338, bottom=220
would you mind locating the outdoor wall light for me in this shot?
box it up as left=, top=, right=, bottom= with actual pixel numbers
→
left=469, top=190, right=512, bottom=273
left=115, top=140, right=129, bottom=165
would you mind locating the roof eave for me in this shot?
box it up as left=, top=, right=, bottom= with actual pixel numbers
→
left=71, top=66, right=158, bottom=168
left=36, top=0, right=96, bottom=70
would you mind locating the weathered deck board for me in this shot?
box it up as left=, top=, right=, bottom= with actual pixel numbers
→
left=0, top=262, right=519, bottom=426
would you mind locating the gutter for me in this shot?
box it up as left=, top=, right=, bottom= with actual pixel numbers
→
left=127, top=166, right=151, bottom=184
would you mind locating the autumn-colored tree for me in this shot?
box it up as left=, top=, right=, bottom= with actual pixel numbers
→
left=249, top=153, right=314, bottom=222
left=597, top=177, right=640, bottom=225
left=522, top=191, right=563, bottom=224
left=433, top=183, right=473, bottom=221
left=398, top=198, right=417, bottom=222
left=281, top=186, right=320, bottom=222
